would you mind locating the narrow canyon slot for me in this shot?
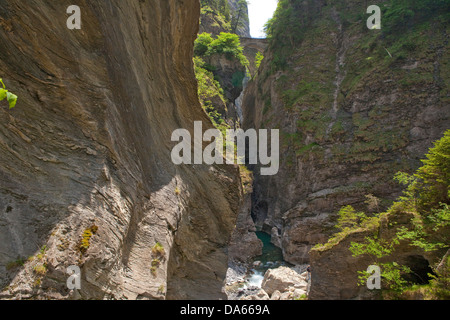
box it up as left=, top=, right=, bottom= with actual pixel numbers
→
left=0, top=0, right=448, bottom=303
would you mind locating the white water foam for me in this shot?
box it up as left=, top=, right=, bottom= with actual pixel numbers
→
left=245, top=269, right=265, bottom=288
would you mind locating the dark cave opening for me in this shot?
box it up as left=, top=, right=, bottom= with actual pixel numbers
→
left=403, top=255, right=436, bottom=285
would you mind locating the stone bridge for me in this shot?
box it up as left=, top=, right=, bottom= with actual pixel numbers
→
left=240, top=37, right=269, bottom=53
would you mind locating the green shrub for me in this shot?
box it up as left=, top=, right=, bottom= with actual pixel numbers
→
left=36, top=245, right=47, bottom=261
left=208, top=32, right=249, bottom=66
left=414, top=130, right=450, bottom=210
left=0, top=78, right=18, bottom=109
left=255, top=51, right=264, bottom=70
left=382, top=0, right=450, bottom=36
left=194, top=56, right=225, bottom=102
left=194, top=33, right=214, bottom=56
left=193, top=56, right=229, bottom=128
left=6, top=258, right=26, bottom=270
left=151, top=259, right=160, bottom=267
left=79, top=225, right=98, bottom=253
left=33, top=264, right=47, bottom=276
left=195, top=32, right=249, bottom=67
left=152, top=242, right=165, bottom=258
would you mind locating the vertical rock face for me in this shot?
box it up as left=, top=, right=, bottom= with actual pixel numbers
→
left=196, top=1, right=264, bottom=276
left=0, top=0, right=241, bottom=300
left=196, top=0, right=253, bottom=128
left=199, top=0, right=250, bottom=37
left=227, top=0, right=250, bottom=37
left=242, top=0, right=449, bottom=292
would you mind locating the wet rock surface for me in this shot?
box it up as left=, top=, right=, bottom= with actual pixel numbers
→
left=261, top=265, right=308, bottom=296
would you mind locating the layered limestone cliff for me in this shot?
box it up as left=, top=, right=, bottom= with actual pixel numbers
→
left=242, top=0, right=449, bottom=298
left=0, top=0, right=242, bottom=300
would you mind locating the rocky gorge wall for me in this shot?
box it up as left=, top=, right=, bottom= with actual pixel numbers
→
left=0, top=0, right=242, bottom=300
left=199, top=0, right=250, bottom=37
left=1, top=0, right=447, bottom=302
left=242, top=0, right=449, bottom=299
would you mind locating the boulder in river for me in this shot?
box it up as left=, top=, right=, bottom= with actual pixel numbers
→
left=253, top=261, right=262, bottom=267
left=261, top=266, right=308, bottom=296
left=270, top=290, right=282, bottom=300
left=240, top=289, right=270, bottom=300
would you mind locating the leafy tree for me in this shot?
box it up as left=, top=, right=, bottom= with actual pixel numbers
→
left=335, top=205, right=367, bottom=231
left=195, top=32, right=249, bottom=67
left=194, top=32, right=214, bottom=56
left=428, top=254, right=450, bottom=299
left=335, top=205, right=380, bottom=232
left=193, top=33, right=249, bottom=133
left=393, top=130, right=450, bottom=212
left=350, top=236, right=398, bottom=260
left=208, top=32, right=248, bottom=65
left=414, top=130, right=450, bottom=210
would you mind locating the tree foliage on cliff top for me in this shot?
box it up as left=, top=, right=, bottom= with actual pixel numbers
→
left=195, top=32, right=249, bottom=67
